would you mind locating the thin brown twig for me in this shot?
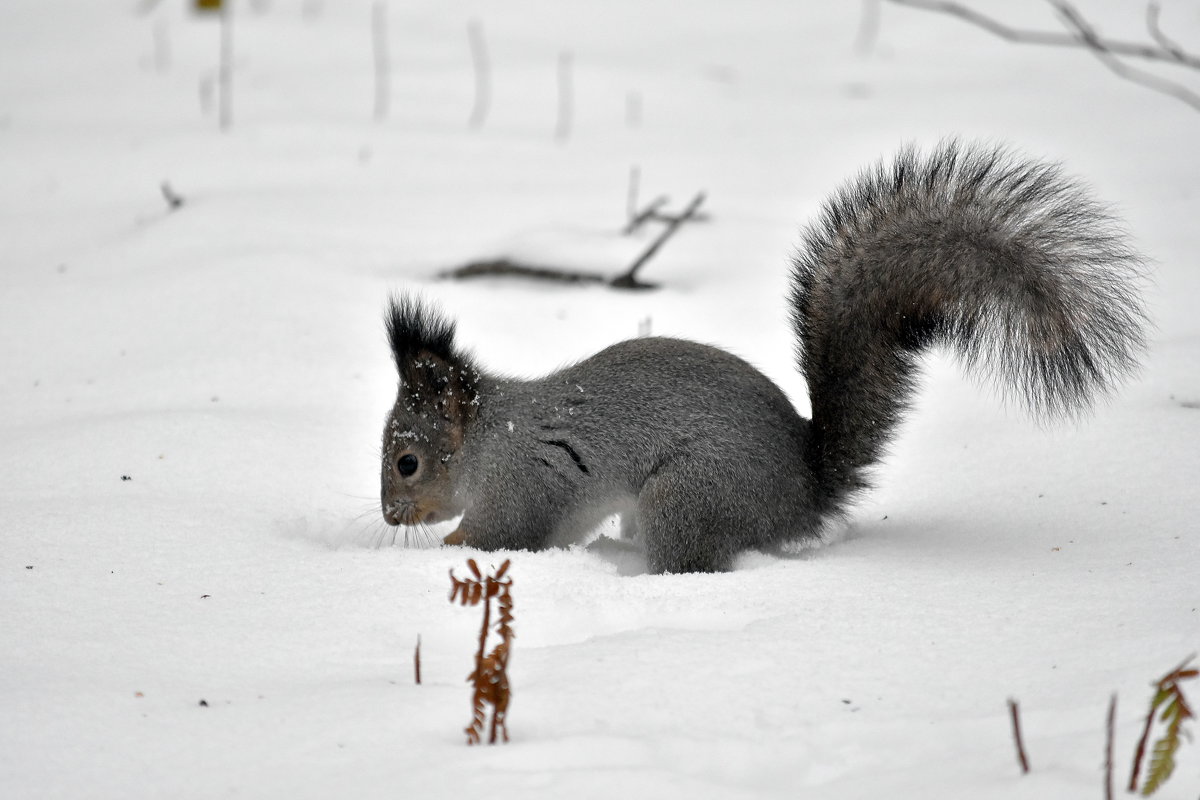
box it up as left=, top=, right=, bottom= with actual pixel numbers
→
left=414, top=635, right=422, bottom=685
left=1129, top=689, right=1155, bottom=792
left=1008, top=698, right=1030, bottom=774
left=1104, top=693, right=1116, bottom=800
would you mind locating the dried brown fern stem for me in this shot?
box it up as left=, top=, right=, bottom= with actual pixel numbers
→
left=449, top=559, right=514, bottom=745
left=1128, top=655, right=1197, bottom=796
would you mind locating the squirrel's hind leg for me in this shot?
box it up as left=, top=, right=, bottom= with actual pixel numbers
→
left=637, top=461, right=748, bottom=574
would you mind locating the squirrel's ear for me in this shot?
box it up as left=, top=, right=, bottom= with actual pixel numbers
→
left=385, top=294, right=479, bottom=426
left=386, top=294, right=458, bottom=373
left=397, top=350, right=478, bottom=444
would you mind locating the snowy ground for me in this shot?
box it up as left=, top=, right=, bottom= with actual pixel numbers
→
left=2, top=1, right=1198, bottom=798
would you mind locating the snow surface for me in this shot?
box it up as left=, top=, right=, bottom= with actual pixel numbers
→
left=2, top=1, right=1199, bottom=798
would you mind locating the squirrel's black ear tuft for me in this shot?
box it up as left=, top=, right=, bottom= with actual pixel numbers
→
left=385, top=293, right=458, bottom=372
left=385, top=294, right=479, bottom=420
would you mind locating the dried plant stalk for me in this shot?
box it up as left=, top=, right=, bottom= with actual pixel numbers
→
left=414, top=635, right=422, bottom=685
left=449, top=558, right=514, bottom=744
left=1129, top=655, right=1197, bottom=796
left=1008, top=698, right=1030, bottom=774
left=1105, top=693, right=1116, bottom=800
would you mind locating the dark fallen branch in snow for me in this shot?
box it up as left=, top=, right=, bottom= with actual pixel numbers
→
left=612, top=191, right=706, bottom=289
left=443, top=259, right=607, bottom=285
left=443, top=191, right=707, bottom=290
left=625, top=165, right=710, bottom=234
left=623, top=194, right=710, bottom=234
left=623, top=195, right=670, bottom=234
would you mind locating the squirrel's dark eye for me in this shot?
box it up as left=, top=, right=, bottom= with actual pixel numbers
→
left=397, top=454, right=419, bottom=477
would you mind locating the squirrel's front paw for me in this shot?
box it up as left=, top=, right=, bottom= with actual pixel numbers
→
left=443, top=528, right=466, bottom=546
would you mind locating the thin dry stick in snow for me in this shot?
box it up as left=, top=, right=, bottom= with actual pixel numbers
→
left=1105, top=693, right=1116, bottom=800
left=413, top=635, right=421, bottom=685
left=1008, top=698, right=1030, bottom=774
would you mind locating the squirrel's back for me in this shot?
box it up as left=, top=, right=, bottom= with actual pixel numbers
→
left=461, top=336, right=823, bottom=551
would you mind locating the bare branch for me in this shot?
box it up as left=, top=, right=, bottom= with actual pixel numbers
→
left=885, top=0, right=1200, bottom=113
left=1145, top=1, right=1186, bottom=61
left=612, top=192, right=705, bottom=289
left=1049, top=0, right=1200, bottom=113
left=885, top=0, right=1200, bottom=70
left=623, top=196, right=670, bottom=235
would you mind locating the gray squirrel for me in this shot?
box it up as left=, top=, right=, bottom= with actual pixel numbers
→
left=379, top=141, right=1148, bottom=573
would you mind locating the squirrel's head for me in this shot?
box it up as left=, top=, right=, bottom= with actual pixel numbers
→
left=380, top=295, right=479, bottom=528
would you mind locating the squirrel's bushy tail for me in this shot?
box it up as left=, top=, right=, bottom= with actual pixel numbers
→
left=789, top=140, right=1149, bottom=516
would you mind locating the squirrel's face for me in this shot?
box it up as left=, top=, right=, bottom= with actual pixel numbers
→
left=380, top=342, right=477, bottom=528
left=380, top=402, right=466, bottom=528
